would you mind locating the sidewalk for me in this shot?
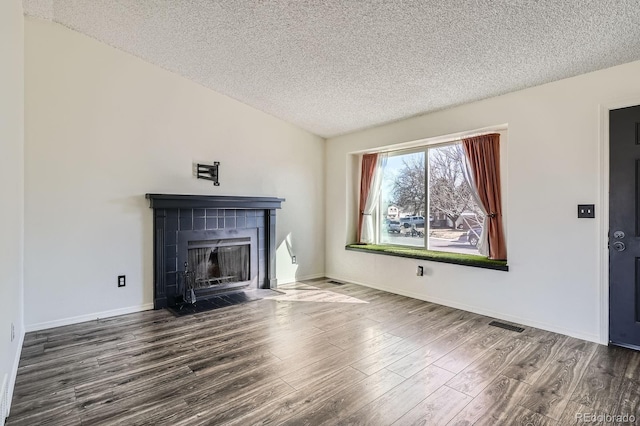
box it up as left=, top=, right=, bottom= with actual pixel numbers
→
left=429, top=229, right=467, bottom=241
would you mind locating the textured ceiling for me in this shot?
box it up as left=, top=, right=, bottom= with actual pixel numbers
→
left=23, top=0, right=640, bottom=137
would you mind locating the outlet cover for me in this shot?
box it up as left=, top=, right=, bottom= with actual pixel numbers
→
left=417, top=266, right=424, bottom=276
left=118, top=275, right=126, bottom=287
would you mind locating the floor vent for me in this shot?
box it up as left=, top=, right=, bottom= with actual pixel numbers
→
left=489, top=321, right=525, bottom=333
left=0, top=373, right=8, bottom=425
left=327, top=280, right=344, bottom=285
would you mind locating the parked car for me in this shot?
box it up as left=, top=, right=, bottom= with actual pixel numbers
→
left=387, top=220, right=401, bottom=233
left=467, top=227, right=483, bottom=247
left=400, top=216, right=425, bottom=228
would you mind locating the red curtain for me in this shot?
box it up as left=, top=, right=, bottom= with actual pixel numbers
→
left=462, top=134, right=507, bottom=260
left=358, top=153, right=378, bottom=243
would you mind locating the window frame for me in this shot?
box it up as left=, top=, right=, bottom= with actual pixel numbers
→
left=375, top=139, right=484, bottom=256
left=376, top=145, right=428, bottom=248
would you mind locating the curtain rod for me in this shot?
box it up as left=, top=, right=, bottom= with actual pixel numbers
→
left=366, top=129, right=505, bottom=156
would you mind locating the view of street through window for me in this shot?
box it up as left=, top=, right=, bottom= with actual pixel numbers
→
left=379, top=144, right=484, bottom=255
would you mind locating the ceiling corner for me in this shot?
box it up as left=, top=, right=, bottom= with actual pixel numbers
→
left=23, top=0, right=53, bottom=20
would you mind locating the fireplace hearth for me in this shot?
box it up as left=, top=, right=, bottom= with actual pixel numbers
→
left=146, top=194, right=284, bottom=309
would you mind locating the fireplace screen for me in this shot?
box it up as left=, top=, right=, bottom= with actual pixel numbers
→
left=188, top=242, right=250, bottom=288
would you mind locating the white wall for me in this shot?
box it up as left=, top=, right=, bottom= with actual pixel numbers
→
left=326, top=60, right=640, bottom=344
left=24, top=18, right=325, bottom=329
left=0, top=0, right=25, bottom=409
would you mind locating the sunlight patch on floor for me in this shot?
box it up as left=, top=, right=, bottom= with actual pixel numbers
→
left=265, top=283, right=369, bottom=304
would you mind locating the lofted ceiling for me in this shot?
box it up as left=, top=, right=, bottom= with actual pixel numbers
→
left=23, top=0, right=640, bottom=138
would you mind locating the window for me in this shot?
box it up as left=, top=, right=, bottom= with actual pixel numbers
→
left=378, top=142, right=486, bottom=256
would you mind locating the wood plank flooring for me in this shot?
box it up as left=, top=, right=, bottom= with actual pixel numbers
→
left=8, top=279, right=640, bottom=425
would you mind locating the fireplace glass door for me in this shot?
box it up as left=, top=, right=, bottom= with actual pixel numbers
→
left=188, top=244, right=250, bottom=289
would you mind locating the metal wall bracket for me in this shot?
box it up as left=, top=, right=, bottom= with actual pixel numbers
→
left=197, top=162, right=220, bottom=186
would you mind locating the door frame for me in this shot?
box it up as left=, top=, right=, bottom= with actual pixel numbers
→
left=599, top=96, right=640, bottom=345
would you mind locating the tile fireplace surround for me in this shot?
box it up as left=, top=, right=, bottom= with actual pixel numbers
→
left=146, top=194, right=284, bottom=309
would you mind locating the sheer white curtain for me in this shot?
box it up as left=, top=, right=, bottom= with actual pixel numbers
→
left=461, top=156, right=489, bottom=256
left=360, top=153, right=388, bottom=244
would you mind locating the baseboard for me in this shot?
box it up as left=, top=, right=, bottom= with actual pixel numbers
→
left=6, top=329, right=24, bottom=419
left=326, top=275, right=601, bottom=344
left=299, top=275, right=329, bottom=282
left=25, top=303, right=154, bottom=332
left=279, top=273, right=327, bottom=285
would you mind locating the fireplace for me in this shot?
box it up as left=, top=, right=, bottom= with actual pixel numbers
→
left=146, top=194, right=284, bottom=309
left=178, top=228, right=258, bottom=301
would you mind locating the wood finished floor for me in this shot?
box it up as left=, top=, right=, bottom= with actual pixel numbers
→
left=8, top=279, right=640, bottom=425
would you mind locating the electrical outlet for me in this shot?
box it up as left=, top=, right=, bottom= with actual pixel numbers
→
left=118, top=275, right=126, bottom=287
left=417, top=266, right=424, bottom=276
left=291, top=256, right=297, bottom=264
left=10, top=323, right=14, bottom=342
left=577, top=204, right=595, bottom=218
